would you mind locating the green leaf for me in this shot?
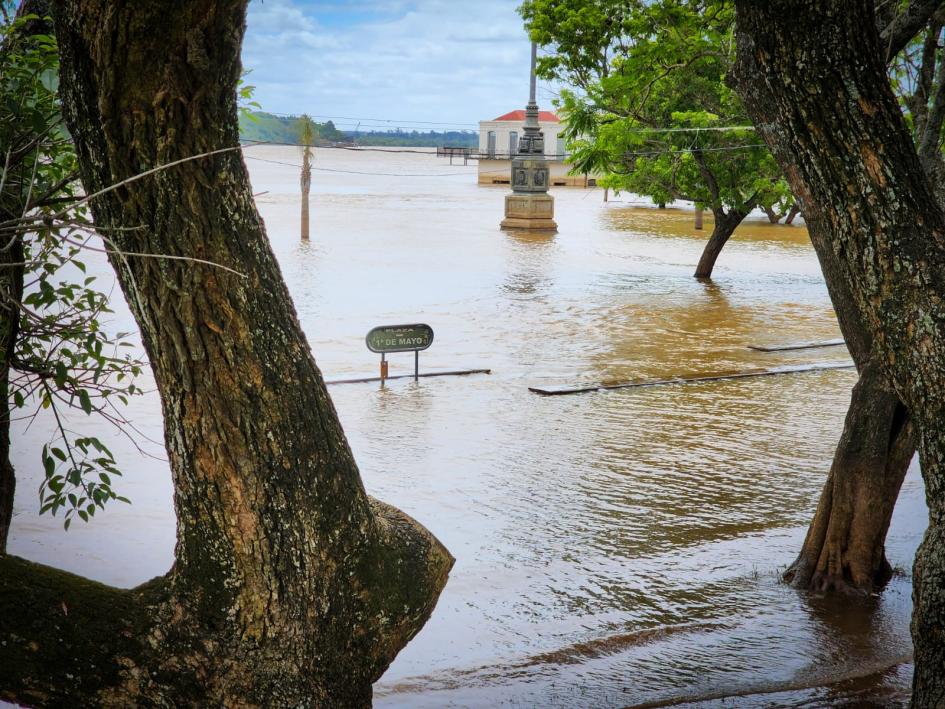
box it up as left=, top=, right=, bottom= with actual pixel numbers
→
left=78, top=389, right=93, bottom=414
left=43, top=451, right=55, bottom=478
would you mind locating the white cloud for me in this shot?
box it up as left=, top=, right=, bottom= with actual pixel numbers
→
left=242, top=0, right=557, bottom=129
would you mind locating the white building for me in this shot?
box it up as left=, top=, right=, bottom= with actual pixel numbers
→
left=478, top=110, right=596, bottom=187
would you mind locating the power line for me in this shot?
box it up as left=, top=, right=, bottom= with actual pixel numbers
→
left=244, top=110, right=757, bottom=136
left=243, top=154, right=476, bottom=177
left=242, top=140, right=460, bottom=155
left=242, top=139, right=766, bottom=158
left=250, top=110, right=479, bottom=128
left=623, top=143, right=766, bottom=157
left=625, top=125, right=755, bottom=134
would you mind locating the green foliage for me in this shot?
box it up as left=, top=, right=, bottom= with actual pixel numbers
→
left=296, top=113, right=316, bottom=147
left=345, top=129, right=478, bottom=147
left=520, top=0, right=792, bottom=215
left=1, top=12, right=143, bottom=529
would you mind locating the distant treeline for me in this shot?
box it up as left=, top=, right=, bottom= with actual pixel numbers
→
left=238, top=111, right=478, bottom=148
left=342, top=129, right=478, bottom=148
left=238, top=111, right=346, bottom=145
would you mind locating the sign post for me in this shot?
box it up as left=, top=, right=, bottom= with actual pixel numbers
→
left=365, top=324, right=434, bottom=383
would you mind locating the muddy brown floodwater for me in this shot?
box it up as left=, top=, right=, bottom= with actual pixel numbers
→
left=9, top=146, right=926, bottom=707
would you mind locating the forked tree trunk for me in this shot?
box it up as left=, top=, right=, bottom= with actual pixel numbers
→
left=734, top=2, right=945, bottom=703
left=0, top=2, right=452, bottom=706
left=762, top=205, right=783, bottom=223
left=693, top=207, right=747, bottom=279
left=301, top=145, right=311, bottom=240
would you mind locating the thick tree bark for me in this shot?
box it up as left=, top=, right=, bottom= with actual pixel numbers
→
left=693, top=207, right=747, bottom=279
left=734, top=2, right=945, bottom=703
left=0, top=1, right=453, bottom=706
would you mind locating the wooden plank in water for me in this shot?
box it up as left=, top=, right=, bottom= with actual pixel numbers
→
left=326, top=368, right=490, bottom=385
left=747, top=338, right=845, bottom=352
left=529, top=361, right=854, bottom=396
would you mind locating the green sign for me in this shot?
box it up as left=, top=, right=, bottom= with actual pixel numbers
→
left=366, top=324, right=434, bottom=353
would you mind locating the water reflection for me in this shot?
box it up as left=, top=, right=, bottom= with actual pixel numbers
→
left=500, top=228, right=556, bottom=298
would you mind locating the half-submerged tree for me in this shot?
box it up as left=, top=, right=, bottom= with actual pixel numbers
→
left=524, top=0, right=942, bottom=596
left=521, top=0, right=793, bottom=279
left=733, top=1, right=945, bottom=703
left=0, top=1, right=452, bottom=705
left=297, top=113, right=315, bottom=241
left=772, top=1, right=943, bottom=594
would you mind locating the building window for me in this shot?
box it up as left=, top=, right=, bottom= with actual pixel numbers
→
left=556, top=137, right=566, bottom=159
left=487, top=131, right=496, bottom=158
left=509, top=131, right=518, bottom=156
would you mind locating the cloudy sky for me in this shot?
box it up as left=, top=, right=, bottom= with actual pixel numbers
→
left=242, top=0, right=557, bottom=132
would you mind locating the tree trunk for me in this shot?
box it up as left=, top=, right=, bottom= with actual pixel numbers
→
left=0, top=0, right=53, bottom=555
left=0, top=2, right=453, bottom=705
left=762, top=205, right=783, bottom=223
left=784, top=357, right=914, bottom=592
left=694, top=205, right=704, bottom=230
left=301, top=145, right=311, bottom=241
left=0, top=237, right=20, bottom=554
left=784, top=203, right=801, bottom=225
left=693, top=207, right=747, bottom=279
left=784, top=158, right=915, bottom=594
left=734, top=2, right=945, bottom=704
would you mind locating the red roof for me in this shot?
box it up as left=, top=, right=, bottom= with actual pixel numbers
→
left=493, top=109, right=560, bottom=122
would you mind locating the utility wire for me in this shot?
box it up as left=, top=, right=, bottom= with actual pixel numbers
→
left=243, top=139, right=765, bottom=156
left=239, top=134, right=767, bottom=180
left=242, top=140, right=455, bottom=155
left=243, top=154, right=474, bottom=177
left=243, top=110, right=757, bottom=135
left=250, top=110, right=479, bottom=128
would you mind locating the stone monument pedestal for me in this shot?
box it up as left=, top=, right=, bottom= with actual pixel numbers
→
left=500, top=193, right=558, bottom=231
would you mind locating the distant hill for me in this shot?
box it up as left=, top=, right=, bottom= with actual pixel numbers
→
left=239, top=111, right=479, bottom=148
left=239, top=111, right=346, bottom=145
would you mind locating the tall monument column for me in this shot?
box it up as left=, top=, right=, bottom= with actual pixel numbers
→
left=500, top=42, right=558, bottom=231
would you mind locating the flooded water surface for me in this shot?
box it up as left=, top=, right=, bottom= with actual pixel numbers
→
left=9, top=146, right=926, bottom=707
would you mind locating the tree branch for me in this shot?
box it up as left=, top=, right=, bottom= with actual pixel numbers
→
left=880, top=0, right=945, bottom=61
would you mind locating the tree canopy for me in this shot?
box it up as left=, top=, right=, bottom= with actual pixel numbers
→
left=520, top=0, right=793, bottom=276
left=523, top=1, right=790, bottom=210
